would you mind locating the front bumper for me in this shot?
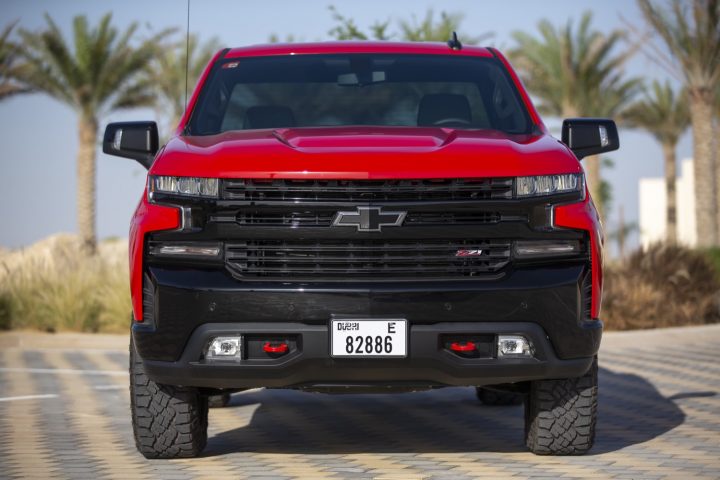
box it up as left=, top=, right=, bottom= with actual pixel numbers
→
left=134, top=262, right=601, bottom=388
left=141, top=321, right=596, bottom=389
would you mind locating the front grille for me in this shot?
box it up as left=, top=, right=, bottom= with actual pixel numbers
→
left=223, top=178, right=514, bottom=202
left=235, top=211, right=501, bottom=227
left=225, top=240, right=512, bottom=278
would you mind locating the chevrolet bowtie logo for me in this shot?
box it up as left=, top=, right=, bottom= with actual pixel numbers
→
left=332, top=207, right=407, bottom=232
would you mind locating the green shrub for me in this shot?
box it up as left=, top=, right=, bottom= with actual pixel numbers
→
left=604, top=244, right=720, bottom=330
left=703, top=247, right=720, bottom=279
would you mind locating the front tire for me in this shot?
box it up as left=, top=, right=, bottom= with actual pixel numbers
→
left=130, top=337, right=208, bottom=459
left=524, top=357, right=598, bottom=455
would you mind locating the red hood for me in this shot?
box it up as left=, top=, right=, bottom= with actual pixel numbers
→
left=151, top=127, right=580, bottom=179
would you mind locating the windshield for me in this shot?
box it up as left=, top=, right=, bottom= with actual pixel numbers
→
left=187, top=54, right=533, bottom=135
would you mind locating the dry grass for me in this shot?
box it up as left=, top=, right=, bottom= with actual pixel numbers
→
left=603, top=244, right=720, bottom=330
left=0, top=234, right=130, bottom=333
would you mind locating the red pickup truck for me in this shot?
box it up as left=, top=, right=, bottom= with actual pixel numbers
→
left=104, top=39, right=617, bottom=459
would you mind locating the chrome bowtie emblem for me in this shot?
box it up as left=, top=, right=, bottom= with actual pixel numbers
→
left=332, top=207, right=407, bottom=232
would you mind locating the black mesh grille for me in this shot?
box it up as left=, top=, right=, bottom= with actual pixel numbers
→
left=223, top=178, right=514, bottom=202
left=235, top=211, right=501, bottom=227
left=142, top=274, right=155, bottom=324
left=225, top=240, right=511, bottom=278
left=581, top=268, right=592, bottom=320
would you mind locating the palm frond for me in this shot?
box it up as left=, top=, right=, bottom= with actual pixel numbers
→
left=147, top=34, right=221, bottom=127
left=638, top=0, right=720, bottom=91
left=398, top=10, right=488, bottom=43
left=623, top=80, right=690, bottom=145
left=15, top=13, right=174, bottom=116
left=327, top=6, right=491, bottom=44
left=0, top=20, right=33, bottom=100
left=509, top=11, right=641, bottom=118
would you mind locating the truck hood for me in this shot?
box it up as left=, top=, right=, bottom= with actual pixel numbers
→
left=151, top=127, right=581, bottom=179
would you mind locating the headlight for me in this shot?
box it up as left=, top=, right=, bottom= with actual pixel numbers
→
left=149, top=176, right=219, bottom=198
left=515, top=173, right=584, bottom=198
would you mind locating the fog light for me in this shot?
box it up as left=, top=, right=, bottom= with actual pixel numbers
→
left=498, top=335, right=533, bottom=357
left=206, top=336, right=243, bottom=360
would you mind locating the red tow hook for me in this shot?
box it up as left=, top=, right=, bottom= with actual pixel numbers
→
left=263, top=342, right=289, bottom=354
left=449, top=341, right=477, bottom=353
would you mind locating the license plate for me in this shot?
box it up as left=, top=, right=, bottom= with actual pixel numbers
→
left=330, top=319, right=407, bottom=357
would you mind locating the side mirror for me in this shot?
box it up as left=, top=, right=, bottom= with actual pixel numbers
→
left=102, top=121, right=159, bottom=169
left=561, top=118, right=619, bottom=160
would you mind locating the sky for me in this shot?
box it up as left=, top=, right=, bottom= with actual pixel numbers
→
left=0, top=0, right=692, bottom=253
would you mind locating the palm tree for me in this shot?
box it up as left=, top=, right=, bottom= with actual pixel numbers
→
left=510, top=12, right=641, bottom=218
left=624, top=81, right=690, bottom=243
left=327, top=6, right=489, bottom=44
left=328, top=6, right=391, bottom=40
left=149, top=34, right=221, bottom=133
left=638, top=0, right=720, bottom=246
left=15, top=14, right=172, bottom=253
left=397, top=10, right=489, bottom=44
left=0, top=21, right=29, bottom=100
left=608, top=205, right=638, bottom=260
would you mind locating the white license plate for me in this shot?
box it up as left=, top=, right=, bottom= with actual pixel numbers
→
left=330, top=319, right=407, bottom=357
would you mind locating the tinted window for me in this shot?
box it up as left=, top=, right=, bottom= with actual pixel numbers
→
left=188, top=54, right=532, bottom=135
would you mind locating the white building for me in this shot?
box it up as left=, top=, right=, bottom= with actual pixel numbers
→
left=638, top=158, right=696, bottom=248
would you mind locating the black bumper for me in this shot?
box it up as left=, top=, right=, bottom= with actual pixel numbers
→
left=141, top=321, right=596, bottom=389
left=134, top=263, right=601, bottom=388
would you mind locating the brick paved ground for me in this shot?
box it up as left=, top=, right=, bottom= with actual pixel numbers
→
left=0, top=325, right=718, bottom=479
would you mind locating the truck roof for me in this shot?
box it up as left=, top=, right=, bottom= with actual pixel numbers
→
left=225, top=41, right=495, bottom=59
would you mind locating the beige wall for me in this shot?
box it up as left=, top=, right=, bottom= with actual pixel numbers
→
left=639, top=159, right=696, bottom=248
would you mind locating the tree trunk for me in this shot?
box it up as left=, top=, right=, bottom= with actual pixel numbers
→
left=715, top=115, right=720, bottom=241
left=584, top=154, right=602, bottom=219
left=618, top=204, right=626, bottom=260
left=77, top=114, right=98, bottom=254
left=689, top=94, right=717, bottom=247
left=563, top=106, right=603, bottom=219
left=662, top=142, right=677, bottom=245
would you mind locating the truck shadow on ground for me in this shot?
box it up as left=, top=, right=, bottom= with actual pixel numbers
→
left=204, top=367, right=704, bottom=457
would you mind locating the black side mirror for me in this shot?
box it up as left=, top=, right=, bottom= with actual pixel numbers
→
left=103, top=121, right=159, bottom=169
left=561, top=118, right=619, bottom=160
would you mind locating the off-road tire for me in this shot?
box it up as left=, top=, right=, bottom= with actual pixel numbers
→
left=207, top=392, right=231, bottom=408
left=475, top=387, right=524, bottom=406
left=130, top=338, right=208, bottom=459
left=524, top=357, right=598, bottom=455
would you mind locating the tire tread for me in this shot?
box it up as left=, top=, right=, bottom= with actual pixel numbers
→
left=130, top=339, right=208, bottom=459
left=525, top=358, right=598, bottom=455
